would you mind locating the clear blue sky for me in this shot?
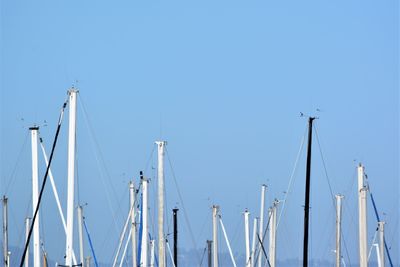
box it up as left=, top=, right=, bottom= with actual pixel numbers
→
left=1, top=0, right=398, bottom=265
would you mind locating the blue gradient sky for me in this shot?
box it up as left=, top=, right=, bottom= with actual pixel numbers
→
left=1, top=0, right=398, bottom=265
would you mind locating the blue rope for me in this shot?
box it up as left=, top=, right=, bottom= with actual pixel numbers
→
left=368, top=191, right=394, bottom=267
left=83, top=219, right=99, bottom=267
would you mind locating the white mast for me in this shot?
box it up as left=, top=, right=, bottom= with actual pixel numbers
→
left=244, top=209, right=251, bottom=267
left=78, top=206, right=84, bottom=266
left=258, top=184, right=267, bottom=267
left=140, top=177, right=149, bottom=267
left=129, top=181, right=137, bottom=267
left=3, top=196, right=9, bottom=267
left=268, top=200, right=278, bottom=267
left=212, top=205, right=219, bottom=267
left=358, top=164, right=368, bottom=267
left=250, top=218, right=258, bottom=267
left=66, top=89, right=78, bottom=266
left=373, top=244, right=382, bottom=267
left=156, top=140, right=167, bottom=267
left=30, top=126, right=41, bottom=267
left=378, top=222, right=385, bottom=267
left=25, top=217, right=30, bottom=267
left=335, top=195, right=344, bottom=267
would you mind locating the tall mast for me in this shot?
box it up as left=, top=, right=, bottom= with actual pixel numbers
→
left=207, top=240, right=212, bottom=267
left=335, top=195, right=344, bottom=267
left=212, top=205, right=219, bottom=267
left=244, top=209, right=251, bottom=267
left=30, top=126, right=41, bottom=267
left=258, top=185, right=267, bottom=267
left=250, top=218, right=258, bottom=267
left=269, top=200, right=278, bottom=267
left=66, top=89, right=78, bottom=266
left=129, top=181, right=137, bottom=267
left=25, top=217, right=31, bottom=267
left=358, top=164, right=368, bottom=267
left=140, top=172, right=149, bottom=267
left=173, top=208, right=179, bottom=267
left=3, top=196, right=9, bottom=267
left=78, top=206, right=84, bottom=266
left=302, top=117, right=315, bottom=267
left=378, top=222, right=385, bottom=267
left=156, top=141, right=167, bottom=267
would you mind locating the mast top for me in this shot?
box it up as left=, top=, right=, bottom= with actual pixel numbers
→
left=29, top=126, right=39, bottom=131
left=68, top=88, right=79, bottom=95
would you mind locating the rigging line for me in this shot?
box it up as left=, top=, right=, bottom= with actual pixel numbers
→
left=3, top=130, right=29, bottom=195
left=165, top=147, right=201, bottom=262
left=314, top=125, right=354, bottom=265
left=144, top=145, right=156, bottom=174
left=366, top=180, right=394, bottom=267
left=17, top=196, right=33, bottom=249
left=78, top=94, right=122, bottom=236
left=277, top=125, right=307, bottom=229
left=313, top=125, right=335, bottom=207
left=198, top=245, right=207, bottom=267
left=19, top=97, right=68, bottom=267
left=254, top=208, right=273, bottom=265
left=341, top=168, right=357, bottom=266
left=83, top=218, right=100, bottom=267
left=256, top=234, right=271, bottom=267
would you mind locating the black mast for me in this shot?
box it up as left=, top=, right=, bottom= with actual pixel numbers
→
left=173, top=208, right=179, bottom=267
left=302, top=117, right=315, bottom=267
left=207, top=240, right=212, bottom=267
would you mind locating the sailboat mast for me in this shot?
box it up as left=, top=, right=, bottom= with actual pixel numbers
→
left=156, top=141, right=167, bottom=267
left=258, top=185, right=267, bottom=267
left=269, top=200, right=278, bottom=267
left=25, top=217, right=30, bottom=267
left=212, top=205, right=219, bottom=267
left=302, top=116, right=314, bottom=267
left=378, top=222, right=385, bottom=267
left=207, top=240, right=212, bottom=267
left=140, top=173, right=149, bottom=267
left=244, top=209, right=251, bottom=267
left=30, top=126, right=41, bottom=267
left=358, top=164, right=368, bottom=267
left=66, top=89, right=78, bottom=266
left=3, top=196, right=9, bottom=267
left=173, top=208, right=179, bottom=267
left=335, top=195, right=344, bottom=267
left=78, top=206, right=84, bottom=266
left=129, top=181, right=137, bottom=267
